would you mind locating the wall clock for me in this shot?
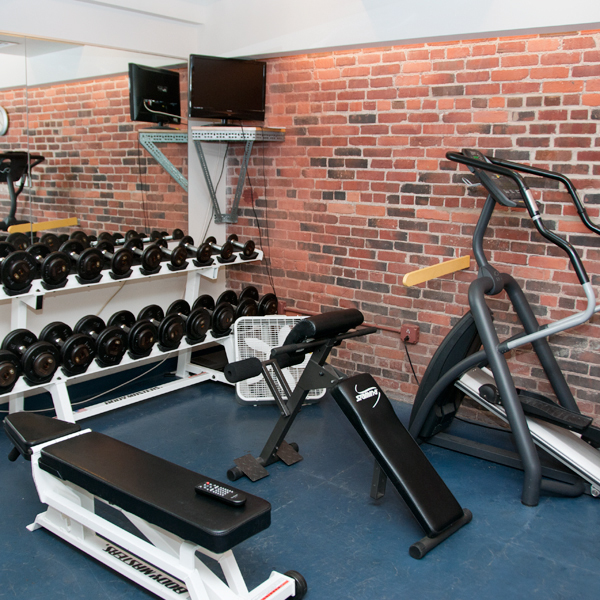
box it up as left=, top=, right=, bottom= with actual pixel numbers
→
left=0, top=107, right=8, bottom=136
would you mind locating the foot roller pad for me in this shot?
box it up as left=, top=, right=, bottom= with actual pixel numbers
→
left=234, top=454, right=270, bottom=482
left=276, top=441, right=303, bottom=466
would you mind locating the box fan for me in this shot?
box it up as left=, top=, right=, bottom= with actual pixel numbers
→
left=233, top=316, right=326, bottom=405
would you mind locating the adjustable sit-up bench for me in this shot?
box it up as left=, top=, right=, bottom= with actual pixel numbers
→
left=4, top=412, right=306, bottom=600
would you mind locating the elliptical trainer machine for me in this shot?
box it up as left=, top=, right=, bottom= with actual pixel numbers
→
left=409, top=149, right=600, bottom=506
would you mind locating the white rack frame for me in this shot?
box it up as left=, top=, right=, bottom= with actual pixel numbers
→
left=1, top=250, right=263, bottom=422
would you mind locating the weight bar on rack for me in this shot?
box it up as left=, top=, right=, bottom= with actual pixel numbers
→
left=191, top=296, right=235, bottom=338
left=215, top=289, right=258, bottom=320
left=0, top=241, right=37, bottom=295
left=154, top=238, right=189, bottom=271
left=74, top=315, right=128, bottom=368
left=27, top=243, right=71, bottom=290
left=106, top=310, right=157, bottom=358
left=204, top=236, right=235, bottom=263
left=123, top=237, right=163, bottom=275
left=137, top=304, right=186, bottom=351
left=178, top=236, right=214, bottom=267
left=227, top=234, right=258, bottom=260
left=165, top=300, right=211, bottom=345
left=0, top=350, right=22, bottom=393
left=1, top=329, right=60, bottom=386
left=39, top=321, right=96, bottom=377
left=95, top=241, right=134, bottom=280
left=147, top=228, right=185, bottom=243
left=59, top=239, right=104, bottom=284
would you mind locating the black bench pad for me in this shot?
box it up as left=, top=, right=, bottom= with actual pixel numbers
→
left=4, top=412, right=81, bottom=459
left=39, top=431, right=271, bottom=554
left=332, top=373, right=465, bottom=536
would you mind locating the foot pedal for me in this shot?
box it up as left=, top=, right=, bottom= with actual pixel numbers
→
left=276, top=441, right=303, bottom=466
left=233, top=454, right=270, bottom=482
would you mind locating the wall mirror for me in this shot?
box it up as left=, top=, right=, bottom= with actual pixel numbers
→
left=0, top=33, right=188, bottom=241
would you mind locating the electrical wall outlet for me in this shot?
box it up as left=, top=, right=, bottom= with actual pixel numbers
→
left=400, top=324, right=420, bottom=344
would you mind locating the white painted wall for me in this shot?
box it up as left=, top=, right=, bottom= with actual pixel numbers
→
left=2, top=0, right=600, bottom=60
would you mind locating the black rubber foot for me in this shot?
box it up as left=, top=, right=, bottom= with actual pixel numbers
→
left=284, top=570, right=307, bottom=599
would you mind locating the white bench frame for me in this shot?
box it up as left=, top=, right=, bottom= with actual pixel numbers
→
left=25, top=431, right=298, bottom=600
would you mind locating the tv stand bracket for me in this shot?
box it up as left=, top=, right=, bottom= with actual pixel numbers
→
left=138, top=130, right=188, bottom=192
left=191, top=126, right=285, bottom=224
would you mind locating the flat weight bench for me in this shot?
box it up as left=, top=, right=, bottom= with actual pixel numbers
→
left=4, top=412, right=305, bottom=600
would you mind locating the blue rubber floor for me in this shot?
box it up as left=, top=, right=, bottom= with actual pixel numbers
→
left=1, top=380, right=600, bottom=599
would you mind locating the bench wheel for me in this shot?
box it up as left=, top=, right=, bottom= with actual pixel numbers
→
left=285, top=570, right=307, bottom=599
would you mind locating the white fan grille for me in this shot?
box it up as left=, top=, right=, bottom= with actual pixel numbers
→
left=233, top=316, right=326, bottom=404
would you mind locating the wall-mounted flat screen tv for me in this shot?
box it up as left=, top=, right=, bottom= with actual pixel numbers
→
left=128, top=63, right=181, bottom=127
left=188, top=54, right=266, bottom=123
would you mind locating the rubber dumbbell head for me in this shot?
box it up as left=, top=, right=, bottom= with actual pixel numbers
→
left=235, top=297, right=259, bottom=319
left=40, top=233, right=61, bottom=252
left=124, top=237, right=163, bottom=275
left=204, top=236, right=235, bottom=262
left=59, top=239, right=104, bottom=283
left=107, top=310, right=157, bottom=358
left=137, top=304, right=185, bottom=351
left=227, top=234, right=257, bottom=260
left=166, top=299, right=211, bottom=344
left=6, top=232, right=30, bottom=251
left=27, top=243, right=70, bottom=290
left=258, top=293, right=279, bottom=316
left=154, top=238, right=189, bottom=271
left=1, top=328, right=60, bottom=386
left=96, top=240, right=134, bottom=279
left=70, top=230, right=90, bottom=248
left=239, top=285, right=260, bottom=302
left=192, top=294, right=216, bottom=312
left=216, top=289, right=238, bottom=307
left=0, top=350, right=22, bottom=393
left=39, top=321, right=96, bottom=377
left=0, top=241, right=37, bottom=294
left=74, top=315, right=128, bottom=368
left=179, top=236, right=213, bottom=267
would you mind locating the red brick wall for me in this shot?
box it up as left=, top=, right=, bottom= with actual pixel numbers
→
left=227, top=30, right=600, bottom=420
left=0, top=66, right=188, bottom=236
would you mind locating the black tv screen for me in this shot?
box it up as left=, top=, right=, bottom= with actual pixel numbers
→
left=128, top=63, right=181, bottom=126
left=188, top=55, right=266, bottom=123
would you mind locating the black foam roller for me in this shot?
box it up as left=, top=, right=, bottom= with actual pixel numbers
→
left=224, top=357, right=263, bottom=383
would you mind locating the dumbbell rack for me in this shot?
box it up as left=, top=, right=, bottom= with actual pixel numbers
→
left=0, top=249, right=263, bottom=422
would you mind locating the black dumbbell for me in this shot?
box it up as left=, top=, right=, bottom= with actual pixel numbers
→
left=258, top=292, right=279, bottom=315
left=192, top=296, right=235, bottom=337
left=137, top=304, right=186, bottom=351
left=39, top=233, right=61, bottom=253
left=0, top=350, right=22, bottom=393
left=27, top=243, right=70, bottom=290
left=1, top=329, right=60, bottom=386
left=95, top=241, right=134, bottom=280
left=58, top=234, right=70, bottom=245
left=74, top=315, right=128, bottom=368
left=6, top=232, right=31, bottom=251
left=178, top=236, right=214, bottom=267
left=166, top=300, right=211, bottom=344
left=39, top=321, right=96, bottom=377
left=107, top=310, right=157, bottom=358
left=59, top=239, right=104, bottom=283
left=215, top=288, right=258, bottom=320
left=227, top=234, right=257, bottom=260
left=154, top=238, right=189, bottom=271
left=111, top=230, right=141, bottom=245
left=0, top=241, right=37, bottom=295
left=70, top=230, right=91, bottom=248
left=204, top=236, right=235, bottom=263
left=124, top=237, right=163, bottom=275
left=147, top=228, right=185, bottom=243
